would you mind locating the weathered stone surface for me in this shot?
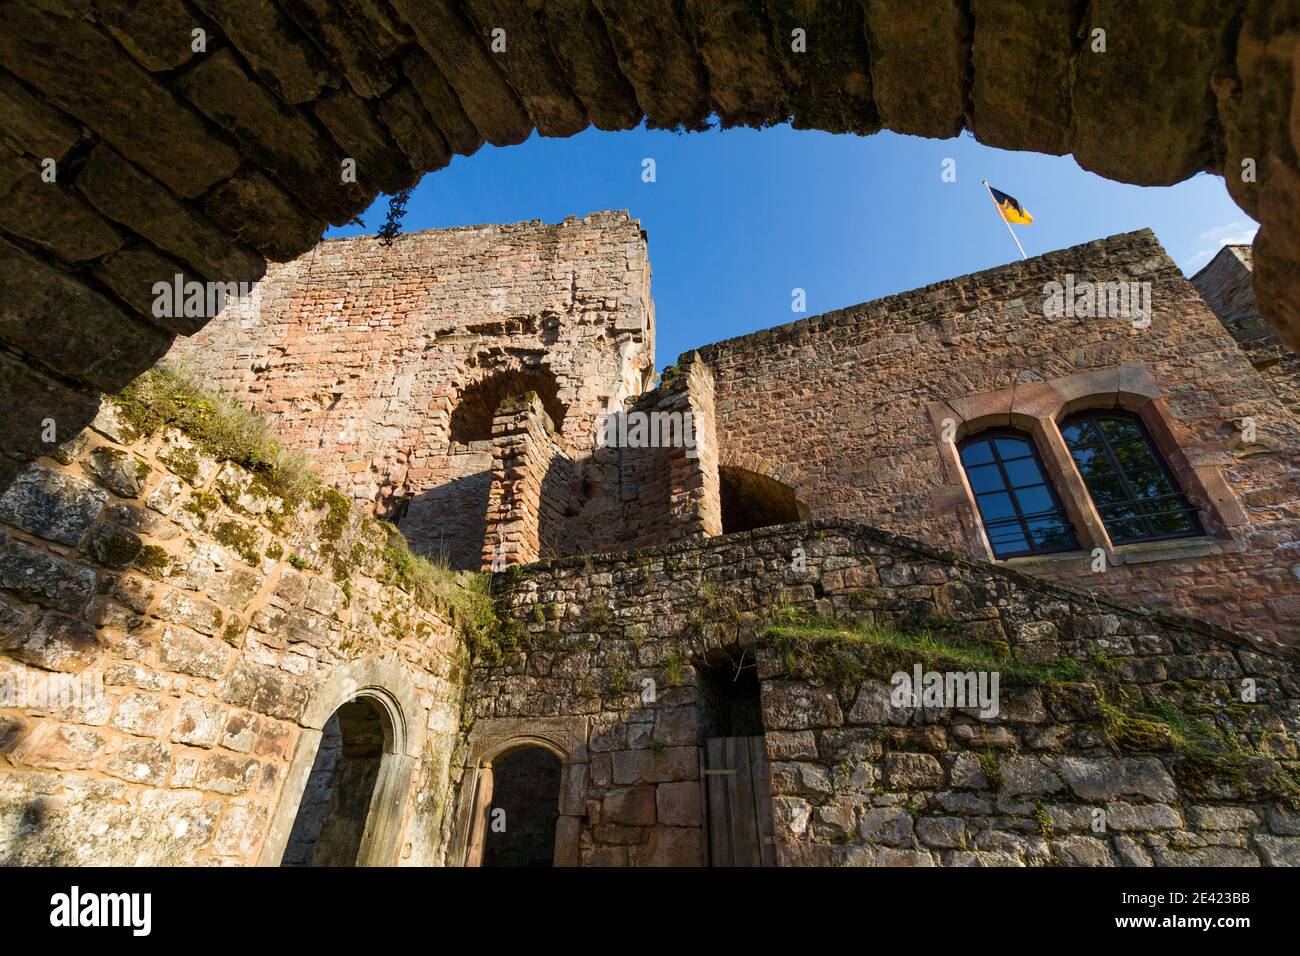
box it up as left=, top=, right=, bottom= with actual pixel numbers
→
left=528, top=0, right=642, bottom=132
left=0, top=354, right=100, bottom=468
left=170, top=698, right=227, bottom=749
left=0, top=147, right=122, bottom=262
left=94, top=0, right=197, bottom=72
left=0, top=70, right=83, bottom=159
left=398, top=49, right=484, bottom=159
left=159, top=627, right=231, bottom=680
left=76, top=146, right=264, bottom=284
left=761, top=681, right=843, bottom=730
left=201, top=171, right=328, bottom=264
left=278, top=0, right=397, bottom=98
left=884, top=752, right=945, bottom=790
left=218, top=660, right=309, bottom=721
left=683, top=0, right=785, bottom=128
left=92, top=244, right=208, bottom=336
left=0, top=1, right=239, bottom=198
left=641, top=825, right=702, bottom=865
left=863, top=0, right=968, bottom=138
left=0, top=465, right=105, bottom=545
left=177, top=49, right=374, bottom=226
left=191, top=0, right=334, bottom=105
left=313, top=88, right=419, bottom=197
left=1070, top=0, right=1232, bottom=185
left=0, top=236, right=173, bottom=391
left=375, top=84, right=453, bottom=176
left=969, top=0, right=1076, bottom=154
left=594, top=0, right=711, bottom=130
left=2, top=611, right=100, bottom=672
left=0, top=539, right=95, bottom=613
left=82, top=447, right=151, bottom=499
left=1060, top=757, right=1178, bottom=802
left=602, top=785, right=656, bottom=825
left=391, top=0, right=533, bottom=146
left=655, top=780, right=702, bottom=826
left=611, top=746, right=699, bottom=784
left=463, top=0, right=589, bottom=137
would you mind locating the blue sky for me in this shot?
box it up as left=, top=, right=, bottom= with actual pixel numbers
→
left=327, top=123, right=1258, bottom=370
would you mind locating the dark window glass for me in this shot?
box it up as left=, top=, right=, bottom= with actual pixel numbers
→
left=958, top=431, right=1078, bottom=559
left=1061, top=411, right=1203, bottom=545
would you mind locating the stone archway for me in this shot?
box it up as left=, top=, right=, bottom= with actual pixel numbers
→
left=450, top=716, right=588, bottom=867
left=258, top=655, right=425, bottom=867
left=0, top=1, right=1295, bottom=478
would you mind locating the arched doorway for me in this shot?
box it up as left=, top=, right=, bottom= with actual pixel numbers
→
left=719, top=465, right=806, bottom=534
left=281, top=697, right=389, bottom=867
left=480, top=746, right=564, bottom=867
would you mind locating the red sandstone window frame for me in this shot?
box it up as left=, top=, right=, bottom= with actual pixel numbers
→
left=927, top=363, right=1249, bottom=567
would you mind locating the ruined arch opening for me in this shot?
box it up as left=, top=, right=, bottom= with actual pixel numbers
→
left=282, top=697, right=388, bottom=867
left=482, top=745, right=563, bottom=867
left=719, top=466, right=805, bottom=535
left=449, top=367, right=567, bottom=445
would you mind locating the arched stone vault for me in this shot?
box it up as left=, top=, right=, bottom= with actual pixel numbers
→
left=0, top=0, right=1296, bottom=478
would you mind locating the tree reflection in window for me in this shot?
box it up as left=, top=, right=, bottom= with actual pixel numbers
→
left=1061, top=411, right=1203, bottom=544
left=958, top=431, right=1078, bottom=559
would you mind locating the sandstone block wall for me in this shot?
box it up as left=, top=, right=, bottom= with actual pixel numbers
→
left=480, top=520, right=1300, bottom=867
left=0, top=401, right=465, bottom=866
left=695, top=230, right=1300, bottom=642
left=168, top=211, right=655, bottom=568
left=1191, top=243, right=1300, bottom=419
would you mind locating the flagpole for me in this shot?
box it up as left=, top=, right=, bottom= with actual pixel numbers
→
left=982, top=180, right=1027, bottom=260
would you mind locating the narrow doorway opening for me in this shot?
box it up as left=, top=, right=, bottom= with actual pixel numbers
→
left=482, top=746, right=563, bottom=867
left=282, top=698, right=386, bottom=867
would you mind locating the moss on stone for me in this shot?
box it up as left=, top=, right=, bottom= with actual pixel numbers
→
left=159, top=445, right=201, bottom=484
left=182, top=490, right=221, bottom=522
left=112, top=365, right=316, bottom=507
left=765, top=613, right=1071, bottom=687
left=132, top=544, right=170, bottom=579
left=213, top=519, right=260, bottom=565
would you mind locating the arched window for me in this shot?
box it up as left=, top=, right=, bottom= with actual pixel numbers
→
left=1060, top=410, right=1203, bottom=544
left=958, top=430, right=1077, bottom=559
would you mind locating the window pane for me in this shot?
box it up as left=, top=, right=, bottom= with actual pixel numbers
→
left=994, top=437, right=1031, bottom=460
left=1014, top=484, right=1055, bottom=517
left=977, top=491, right=1015, bottom=520
left=987, top=526, right=1030, bottom=556
left=1027, top=517, right=1075, bottom=550
left=965, top=462, right=1004, bottom=494
left=960, top=440, right=994, bottom=466
left=1002, top=457, right=1044, bottom=488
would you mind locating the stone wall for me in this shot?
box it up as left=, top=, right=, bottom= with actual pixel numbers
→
left=1191, top=243, right=1300, bottom=419
left=0, top=399, right=467, bottom=866
left=167, top=211, right=655, bottom=567
left=477, top=354, right=720, bottom=569
left=478, top=520, right=1300, bottom=867
left=1, top=0, right=1296, bottom=483
left=695, top=230, right=1300, bottom=643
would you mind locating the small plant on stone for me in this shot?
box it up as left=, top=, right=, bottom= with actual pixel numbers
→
left=663, top=649, right=685, bottom=687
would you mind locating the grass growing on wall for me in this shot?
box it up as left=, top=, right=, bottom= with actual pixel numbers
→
left=764, top=613, right=1077, bottom=687
left=112, top=364, right=496, bottom=640
left=112, top=363, right=316, bottom=507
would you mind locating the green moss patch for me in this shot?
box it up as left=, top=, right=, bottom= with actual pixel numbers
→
left=764, top=614, right=1074, bottom=687
left=112, top=364, right=315, bottom=507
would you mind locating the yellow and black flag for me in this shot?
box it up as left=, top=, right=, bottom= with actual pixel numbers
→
left=987, top=185, right=1033, bottom=225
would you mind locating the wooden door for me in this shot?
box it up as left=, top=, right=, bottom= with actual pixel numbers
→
left=704, top=736, right=776, bottom=867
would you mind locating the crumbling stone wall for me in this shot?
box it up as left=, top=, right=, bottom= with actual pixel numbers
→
left=167, top=212, right=655, bottom=568
left=0, top=403, right=466, bottom=866
left=479, top=520, right=1300, bottom=867
left=696, top=230, right=1300, bottom=642
left=1191, top=243, right=1300, bottom=419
